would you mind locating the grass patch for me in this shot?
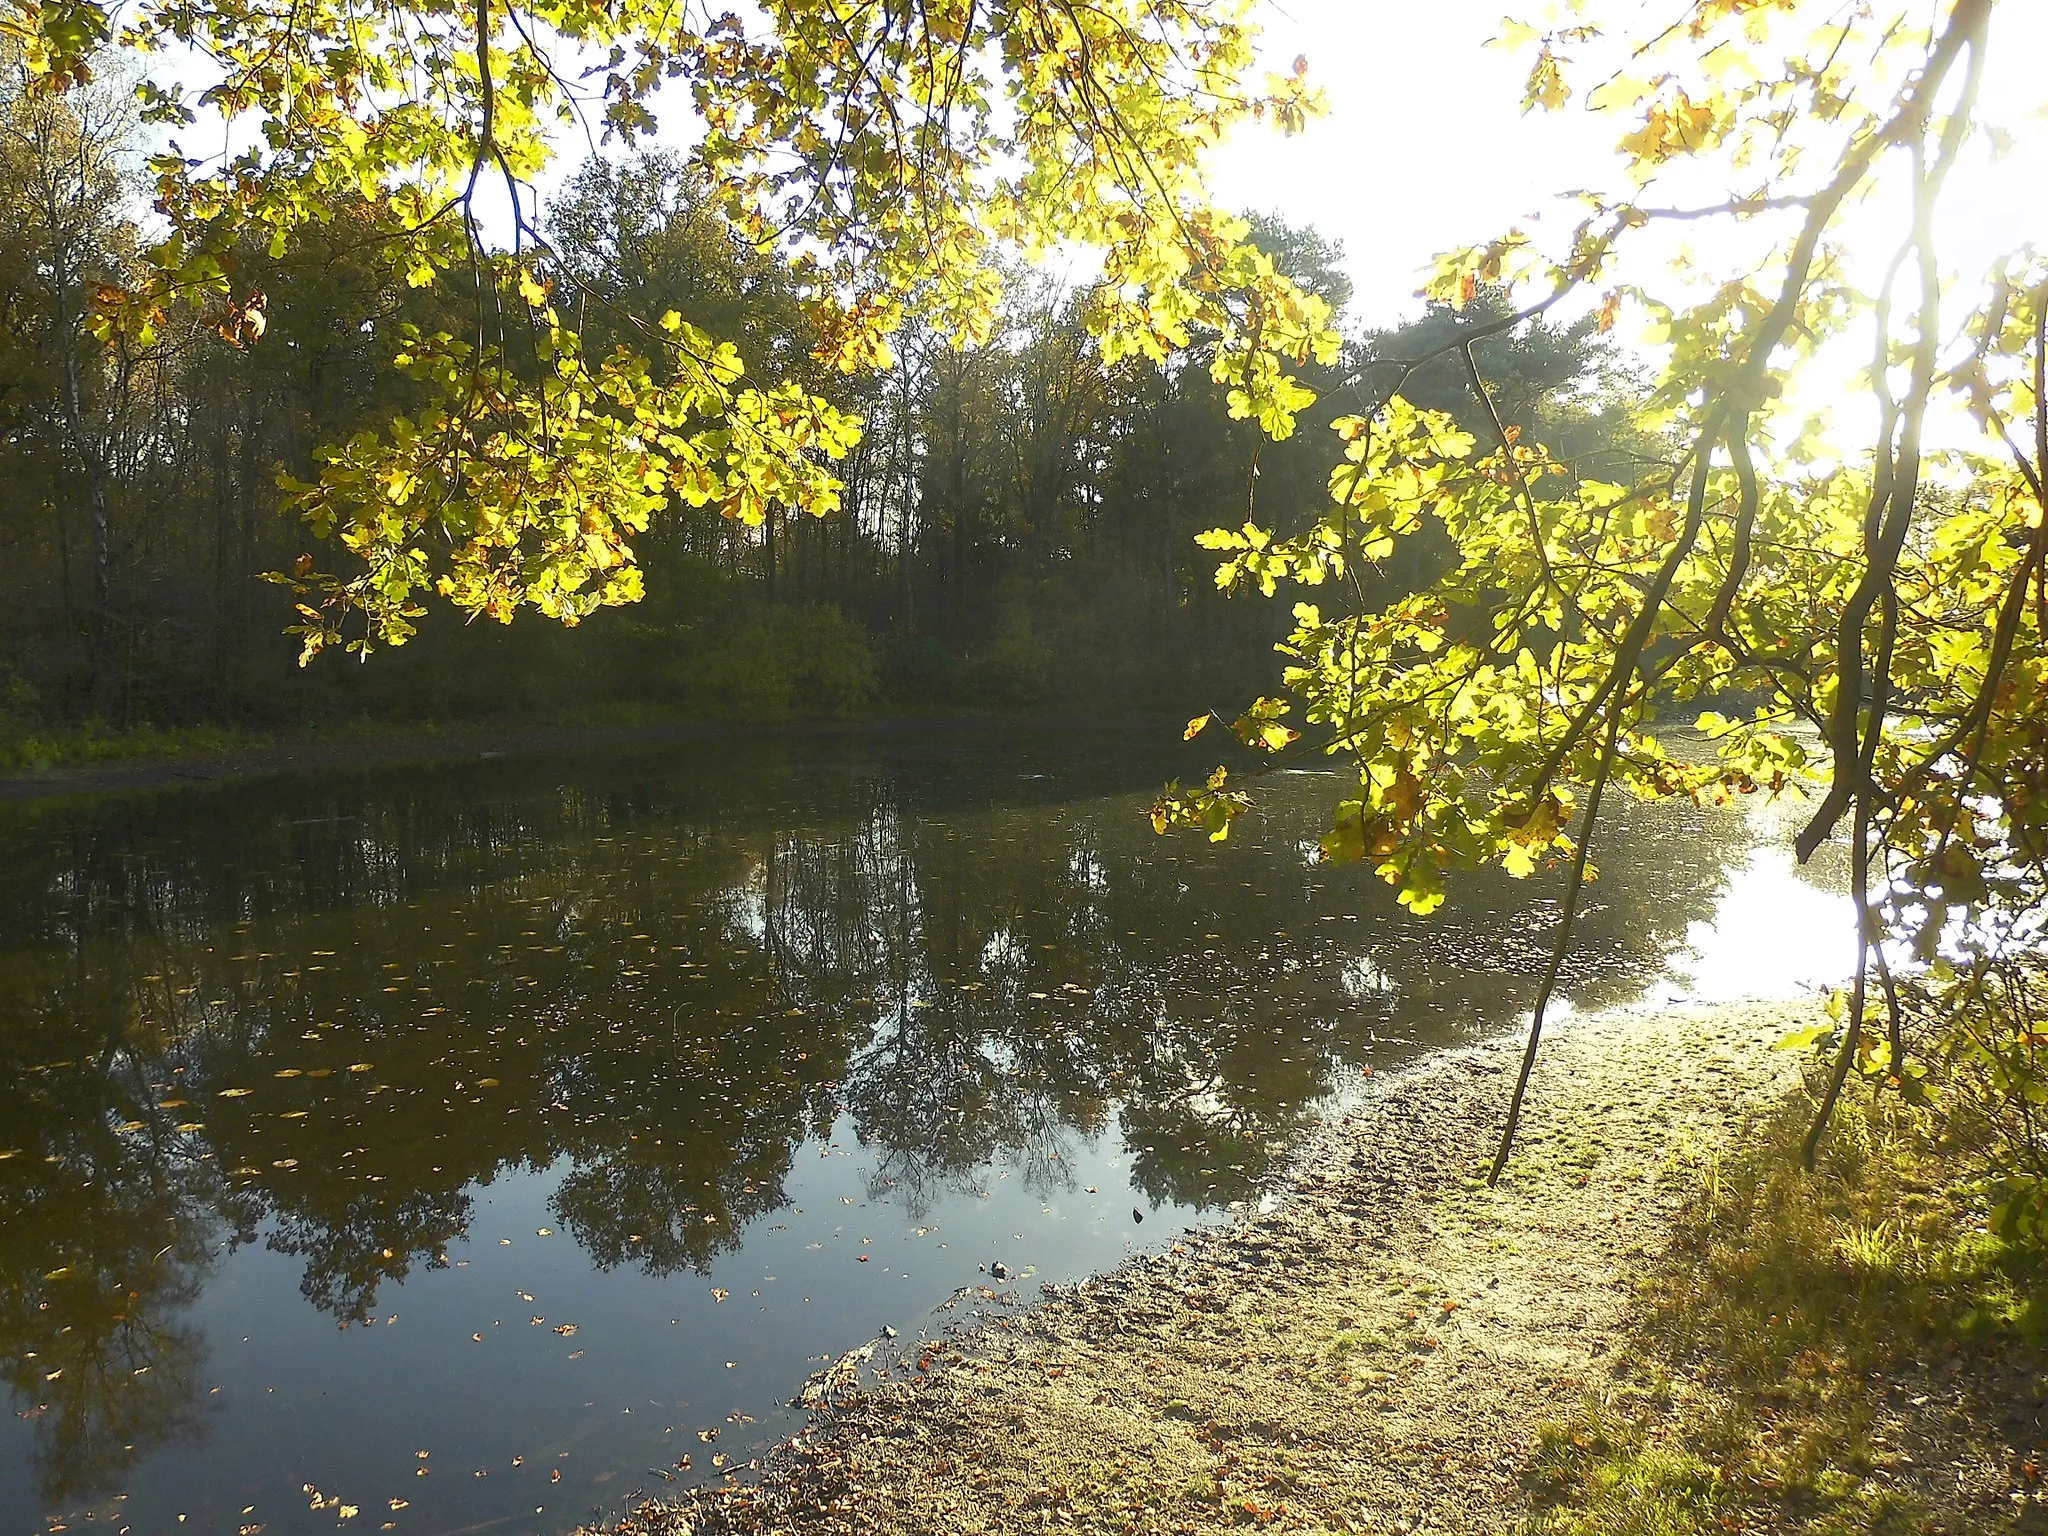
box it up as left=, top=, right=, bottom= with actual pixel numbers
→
left=1528, top=1089, right=2048, bottom=1534
left=0, top=720, right=268, bottom=772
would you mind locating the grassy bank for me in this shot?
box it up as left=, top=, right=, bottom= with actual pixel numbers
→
left=1529, top=1092, right=2048, bottom=1536
left=0, top=709, right=1190, bottom=804
left=0, top=719, right=271, bottom=773
left=586, top=1003, right=2047, bottom=1536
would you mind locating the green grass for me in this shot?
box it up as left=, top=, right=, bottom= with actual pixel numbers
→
left=0, top=720, right=268, bottom=772
left=1527, top=1090, right=2048, bottom=1535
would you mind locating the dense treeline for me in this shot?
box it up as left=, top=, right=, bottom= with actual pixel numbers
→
left=0, top=63, right=1636, bottom=750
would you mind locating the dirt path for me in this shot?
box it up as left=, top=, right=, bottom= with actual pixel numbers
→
left=592, top=1001, right=1812, bottom=1536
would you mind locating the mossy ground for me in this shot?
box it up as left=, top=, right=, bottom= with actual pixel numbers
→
left=0, top=719, right=267, bottom=773
left=1527, top=1089, right=2048, bottom=1536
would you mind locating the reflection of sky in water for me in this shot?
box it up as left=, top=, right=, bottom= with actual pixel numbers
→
left=1646, top=791, right=1854, bottom=1007
left=1661, top=844, right=1853, bottom=1004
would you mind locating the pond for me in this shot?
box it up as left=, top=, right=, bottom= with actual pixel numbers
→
left=0, top=727, right=1847, bottom=1536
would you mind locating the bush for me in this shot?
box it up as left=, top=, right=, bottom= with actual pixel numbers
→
left=660, top=603, right=879, bottom=720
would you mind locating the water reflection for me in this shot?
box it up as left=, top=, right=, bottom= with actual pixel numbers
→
left=0, top=733, right=1836, bottom=1527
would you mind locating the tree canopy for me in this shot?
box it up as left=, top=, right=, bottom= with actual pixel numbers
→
left=3, top=0, right=1336, bottom=659
left=1160, top=0, right=2048, bottom=1185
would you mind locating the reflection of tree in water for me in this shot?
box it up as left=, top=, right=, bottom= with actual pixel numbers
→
left=259, top=1186, right=472, bottom=1321
left=546, top=998, right=844, bottom=1275
left=0, top=972, right=220, bottom=1506
left=0, top=736, right=1789, bottom=1503
left=846, top=999, right=1100, bottom=1220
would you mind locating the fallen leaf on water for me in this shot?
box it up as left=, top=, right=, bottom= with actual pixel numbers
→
left=710, top=1289, right=729, bottom=1303
left=552, top=1324, right=577, bottom=1336
left=549, top=1470, right=562, bottom=1484
left=471, top=1333, right=483, bottom=1343
left=517, top=1291, right=534, bottom=1302
left=217, top=1088, right=254, bottom=1098
left=347, top=1064, right=374, bottom=1073
left=567, top=1350, right=584, bottom=1359
left=535, top=1228, right=553, bottom=1237
left=697, top=1429, right=719, bottom=1443
left=530, top=1317, right=545, bottom=1327
left=711, top=1454, right=727, bottom=1468
left=388, top=1499, right=409, bottom=1510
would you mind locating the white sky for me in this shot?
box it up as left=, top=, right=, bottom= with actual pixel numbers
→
left=1210, top=0, right=1614, bottom=331
left=1197, top=0, right=2048, bottom=459
left=1208, top=0, right=2048, bottom=338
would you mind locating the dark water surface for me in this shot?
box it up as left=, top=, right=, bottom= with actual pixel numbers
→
left=0, top=729, right=1844, bottom=1536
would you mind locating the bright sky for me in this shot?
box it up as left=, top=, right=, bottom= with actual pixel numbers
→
left=1208, top=0, right=2048, bottom=341
left=1209, top=0, right=1613, bottom=331
left=1199, top=0, right=2048, bottom=460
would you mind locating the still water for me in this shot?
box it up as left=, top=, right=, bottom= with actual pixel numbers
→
left=0, top=729, right=1845, bottom=1536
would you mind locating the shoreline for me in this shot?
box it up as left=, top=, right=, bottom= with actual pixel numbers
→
left=579, top=995, right=2038, bottom=1536
left=0, top=711, right=1184, bottom=806
left=579, top=999, right=1811, bottom=1536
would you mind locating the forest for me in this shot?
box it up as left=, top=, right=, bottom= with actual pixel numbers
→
left=0, top=60, right=1654, bottom=750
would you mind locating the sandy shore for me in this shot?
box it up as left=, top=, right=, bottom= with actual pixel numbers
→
left=579, top=999, right=1823, bottom=1536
